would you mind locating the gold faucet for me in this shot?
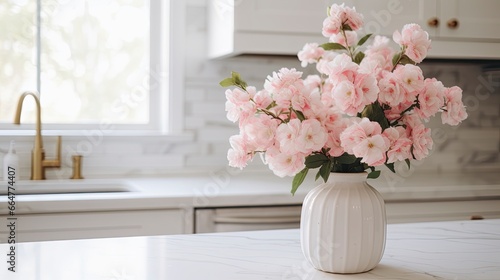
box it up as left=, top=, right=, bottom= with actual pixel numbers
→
left=14, top=91, right=61, bottom=180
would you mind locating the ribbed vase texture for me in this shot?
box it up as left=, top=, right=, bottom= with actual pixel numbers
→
left=300, top=172, right=386, bottom=274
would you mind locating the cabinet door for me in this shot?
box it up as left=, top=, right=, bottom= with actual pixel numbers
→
left=340, top=0, right=438, bottom=37
left=386, top=200, right=500, bottom=224
left=235, top=0, right=439, bottom=37
left=439, top=0, right=500, bottom=40
left=234, top=0, right=326, bottom=34
left=0, top=209, right=185, bottom=243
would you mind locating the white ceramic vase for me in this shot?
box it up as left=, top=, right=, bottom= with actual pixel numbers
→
left=300, top=172, right=386, bottom=274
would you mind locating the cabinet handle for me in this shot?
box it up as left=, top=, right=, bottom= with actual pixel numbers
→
left=427, top=17, right=439, bottom=27
left=447, top=18, right=459, bottom=29
left=470, top=215, right=484, bottom=220
left=214, top=216, right=301, bottom=224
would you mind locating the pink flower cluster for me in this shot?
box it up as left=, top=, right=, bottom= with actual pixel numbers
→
left=223, top=4, right=468, bottom=181
left=322, top=3, right=363, bottom=37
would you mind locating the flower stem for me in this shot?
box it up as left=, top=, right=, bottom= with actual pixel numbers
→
left=340, top=26, right=355, bottom=60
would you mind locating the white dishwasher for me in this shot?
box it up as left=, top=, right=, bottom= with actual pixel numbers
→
left=194, top=205, right=302, bottom=233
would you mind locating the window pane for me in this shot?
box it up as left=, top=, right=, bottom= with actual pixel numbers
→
left=0, top=0, right=151, bottom=125
left=40, top=0, right=150, bottom=124
left=0, top=0, right=37, bottom=123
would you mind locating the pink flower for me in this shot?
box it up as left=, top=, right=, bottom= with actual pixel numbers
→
left=275, top=119, right=302, bottom=155
left=332, top=73, right=378, bottom=116
left=402, top=114, right=423, bottom=131
left=340, top=118, right=382, bottom=154
left=393, top=64, right=425, bottom=103
left=378, top=71, right=404, bottom=107
left=316, top=51, right=339, bottom=75
left=393, top=23, right=431, bottom=63
left=303, top=74, right=322, bottom=88
left=225, top=87, right=251, bottom=105
left=340, top=118, right=389, bottom=165
left=324, top=118, right=349, bottom=157
left=225, top=87, right=256, bottom=122
left=322, top=53, right=358, bottom=83
left=264, top=68, right=304, bottom=109
left=241, top=115, right=279, bottom=151
left=364, top=36, right=395, bottom=73
left=329, top=31, right=358, bottom=48
left=352, top=135, right=389, bottom=166
left=366, top=36, right=394, bottom=60
left=322, top=14, right=342, bottom=37
left=298, top=43, right=325, bottom=67
left=355, top=73, right=379, bottom=105
left=322, top=4, right=363, bottom=36
left=383, top=127, right=412, bottom=163
left=410, top=124, right=433, bottom=160
left=442, top=86, right=468, bottom=125
left=252, top=90, right=272, bottom=110
left=359, top=57, right=383, bottom=77
left=265, top=146, right=306, bottom=178
left=339, top=121, right=364, bottom=154
left=227, top=134, right=253, bottom=169
left=384, top=104, right=405, bottom=123
left=296, top=119, right=328, bottom=154
left=416, top=78, right=445, bottom=121
left=333, top=80, right=363, bottom=116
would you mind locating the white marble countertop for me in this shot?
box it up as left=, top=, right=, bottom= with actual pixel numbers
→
left=1, top=219, right=499, bottom=279
left=1, top=171, right=499, bottom=215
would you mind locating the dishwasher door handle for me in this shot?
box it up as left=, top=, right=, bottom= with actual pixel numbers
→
left=213, top=216, right=301, bottom=224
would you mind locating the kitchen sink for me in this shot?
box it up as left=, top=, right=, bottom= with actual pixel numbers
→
left=0, top=180, right=135, bottom=195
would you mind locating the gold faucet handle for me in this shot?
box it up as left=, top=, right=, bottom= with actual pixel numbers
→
left=43, top=136, right=62, bottom=168
left=70, top=154, right=84, bottom=179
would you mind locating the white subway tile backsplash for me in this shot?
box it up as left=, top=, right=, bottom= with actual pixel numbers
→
left=190, top=102, right=225, bottom=117
left=185, top=116, right=206, bottom=129
left=185, top=88, right=206, bottom=102
left=197, top=126, right=238, bottom=143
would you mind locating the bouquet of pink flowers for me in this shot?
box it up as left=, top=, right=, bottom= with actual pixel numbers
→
left=220, top=3, right=467, bottom=194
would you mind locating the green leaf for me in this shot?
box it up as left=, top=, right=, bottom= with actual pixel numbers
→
left=266, top=101, right=276, bottom=110
left=385, top=162, right=396, bottom=173
left=353, top=51, right=365, bottom=64
left=405, top=159, right=411, bottom=169
left=367, top=170, right=381, bottom=179
left=342, top=24, right=353, bottom=31
left=327, top=6, right=331, bottom=16
left=361, top=103, right=390, bottom=130
left=231, top=71, right=247, bottom=89
left=305, top=154, right=329, bottom=169
left=293, top=109, right=306, bottom=121
left=399, top=55, right=416, bottom=66
left=336, top=153, right=357, bottom=164
left=219, top=77, right=235, bottom=88
left=320, top=42, right=347, bottom=51
left=291, top=168, right=308, bottom=195
left=392, top=53, right=401, bottom=67
left=357, top=33, right=372, bottom=47
left=319, top=161, right=333, bottom=183
left=315, top=169, right=322, bottom=181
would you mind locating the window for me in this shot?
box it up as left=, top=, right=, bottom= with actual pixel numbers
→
left=0, top=0, right=169, bottom=130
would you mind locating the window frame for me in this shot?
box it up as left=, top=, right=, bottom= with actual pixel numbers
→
left=0, top=0, right=184, bottom=136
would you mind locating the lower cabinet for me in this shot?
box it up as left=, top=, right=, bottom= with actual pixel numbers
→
left=194, top=205, right=302, bottom=233
left=0, top=209, right=185, bottom=243
left=193, top=200, right=500, bottom=233
left=386, top=200, right=500, bottom=224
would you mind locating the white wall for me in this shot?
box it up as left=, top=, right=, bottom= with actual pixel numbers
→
left=1, top=0, right=499, bottom=180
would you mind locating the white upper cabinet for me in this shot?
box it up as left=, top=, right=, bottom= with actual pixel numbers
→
left=438, top=0, right=500, bottom=40
left=208, top=0, right=500, bottom=59
left=341, top=0, right=438, bottom=37
left=208, top=0, right=327, bottom=58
